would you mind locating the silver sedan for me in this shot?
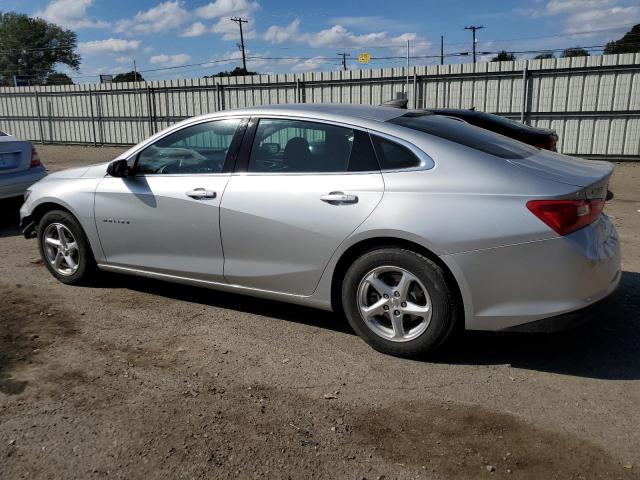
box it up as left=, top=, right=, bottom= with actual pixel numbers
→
left=19, top=105, right=620, bottom=357
left=0, top=129, right=46, bottom=200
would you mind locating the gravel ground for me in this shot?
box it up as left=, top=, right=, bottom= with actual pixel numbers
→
left=1, top=145, right=639, bottom=479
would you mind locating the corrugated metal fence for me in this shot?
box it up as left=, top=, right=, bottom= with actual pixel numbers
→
left=1, top=53, right=639, bottom=160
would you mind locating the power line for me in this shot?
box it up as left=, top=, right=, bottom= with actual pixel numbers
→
left=4, top=40, right=640, bottom=81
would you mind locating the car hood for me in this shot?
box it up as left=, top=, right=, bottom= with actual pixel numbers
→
left=45, top=162, right=109, bottom=179
left=507, top=150, right=613, bottom=188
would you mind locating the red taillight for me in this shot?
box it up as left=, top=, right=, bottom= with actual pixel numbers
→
left=527, top=199, right=605, bottom=236
left=30, top=147, right=41, bottom=168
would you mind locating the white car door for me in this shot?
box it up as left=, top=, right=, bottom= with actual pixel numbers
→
left=220, top=117, right=384, bottom=296
left=95, top=118, right=245, bottom=282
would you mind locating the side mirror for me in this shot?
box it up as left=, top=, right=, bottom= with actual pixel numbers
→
left=107, top=159, right=130, bottom=177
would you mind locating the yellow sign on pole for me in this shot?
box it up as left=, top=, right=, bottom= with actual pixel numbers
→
left=358, top=52, right=371, bottom=64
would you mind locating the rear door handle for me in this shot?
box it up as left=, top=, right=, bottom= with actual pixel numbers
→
left=186, top=188, right=216, bottom=199
left=320, top=191, right=359, bottom=205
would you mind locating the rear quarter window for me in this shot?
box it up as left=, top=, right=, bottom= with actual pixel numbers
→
left=371, top=135, right=421, bottom=170
left=389, top=113, right=538, bottom=159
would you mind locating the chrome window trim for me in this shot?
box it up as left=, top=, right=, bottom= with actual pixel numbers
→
left=128, top=173, right=232, bottom=178
left=122, top=113, right=435, bottom=175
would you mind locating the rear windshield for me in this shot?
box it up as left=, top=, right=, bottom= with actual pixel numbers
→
left=389, top=112, right=538, bottom=159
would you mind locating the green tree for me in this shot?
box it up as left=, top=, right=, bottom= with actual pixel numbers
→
left=534, top=53, right=555, bottom=59
left=0, top=11, right=80, bottom=86
left=207, top=66, right=258, bottom=77
left=491, top=51, right=516, bottom=62
left=561, top=47, right=590, bottom=58
left=113, top=71, right=144, bottom=82
left=45, top=72, right=73, bottom=85
left=604, top=24, right=640, bottom=54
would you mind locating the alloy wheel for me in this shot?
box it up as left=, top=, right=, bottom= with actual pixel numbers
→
left=43, top=223, right=80, bottom=276
left=356, top=265, right=432, bottom=342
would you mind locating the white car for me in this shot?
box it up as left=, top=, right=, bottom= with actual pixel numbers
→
left=0, top=129, right=46, bottom=200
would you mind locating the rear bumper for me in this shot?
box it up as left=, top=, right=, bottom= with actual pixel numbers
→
left=444, top=214, right=621, bottom=331
left=0, top=167, right=46, bottom=200
left=502, top=296, right=609, bottom=333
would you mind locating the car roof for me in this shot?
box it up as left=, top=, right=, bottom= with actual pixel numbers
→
left=200, top=103, right=407, bottom=125
left=118, top=104, right=418, bottom=160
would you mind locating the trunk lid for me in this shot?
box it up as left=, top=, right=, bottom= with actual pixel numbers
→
left=0, top=136, right=32, bottom=175
left=508, top=149, right=613, bottom=193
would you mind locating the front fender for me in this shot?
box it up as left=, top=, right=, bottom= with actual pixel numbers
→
left=21, top=178, right=106, bottom=263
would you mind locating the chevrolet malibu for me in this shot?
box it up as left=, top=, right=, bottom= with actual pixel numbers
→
left=19, top=105, right=620, bottom=357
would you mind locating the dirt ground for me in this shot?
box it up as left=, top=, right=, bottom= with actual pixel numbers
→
left=1, top=145, right=639, bottom=480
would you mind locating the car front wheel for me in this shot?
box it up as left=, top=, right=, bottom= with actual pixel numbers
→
left=37, top=210, right=96, bottom=285
left=342, top=247, right=456, bottom=357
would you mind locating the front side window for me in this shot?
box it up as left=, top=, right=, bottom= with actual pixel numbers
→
left=135, top=119, right=241, bottom=174
left=248, top=118, right=378, bottom=173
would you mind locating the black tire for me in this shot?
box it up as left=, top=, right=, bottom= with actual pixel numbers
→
left=37, top=210, right=97, bottom=285
left=342, top=247, right=457, bottom=358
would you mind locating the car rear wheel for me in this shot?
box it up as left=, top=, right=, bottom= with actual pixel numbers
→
left=38, top=210, right=96, bottom=285
left=342, top=248, right=456, bottom=357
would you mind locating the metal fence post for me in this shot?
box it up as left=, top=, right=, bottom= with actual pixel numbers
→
left=299, top=81, right=306, bottom=103
left=88, top=87, right=97, bottom=147
left=146, top=86, right=154, bottom=135
left=521, top=62, right=529, bottom=124
left=46, top=99, right=53, bottom=143
left=412, top=70, right=417, bottom=109
left=96, top=93, right=104, bottom=145
left=34, top=90, right=45, bottom=144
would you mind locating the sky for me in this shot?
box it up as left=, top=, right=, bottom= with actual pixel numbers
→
left=1, top=0, right=639, bottom=83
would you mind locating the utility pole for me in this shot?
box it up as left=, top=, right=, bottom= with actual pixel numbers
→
left=440, top=35, right=444, bottom=65
left=464, top=25, right=484, bottom=63
left=337, top=52, right=350, bottom=71
left=230, top=17, right=248, bottom=72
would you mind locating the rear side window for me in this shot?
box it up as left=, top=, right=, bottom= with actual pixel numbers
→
left=371, top=135, right=421, bottom=170
left=389, top=113, right=538, bottom=159
left=248, top=118, right=378, bottom=173
left=0, top=130, right=6, bottom=136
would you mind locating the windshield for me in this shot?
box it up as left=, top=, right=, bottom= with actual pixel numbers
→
left=389, top=113, right=538, bottom=159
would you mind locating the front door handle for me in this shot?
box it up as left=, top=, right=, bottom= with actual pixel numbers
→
left=320, top=191, right=359, bottom=205
left=186, top=188, right=216, bottom=199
